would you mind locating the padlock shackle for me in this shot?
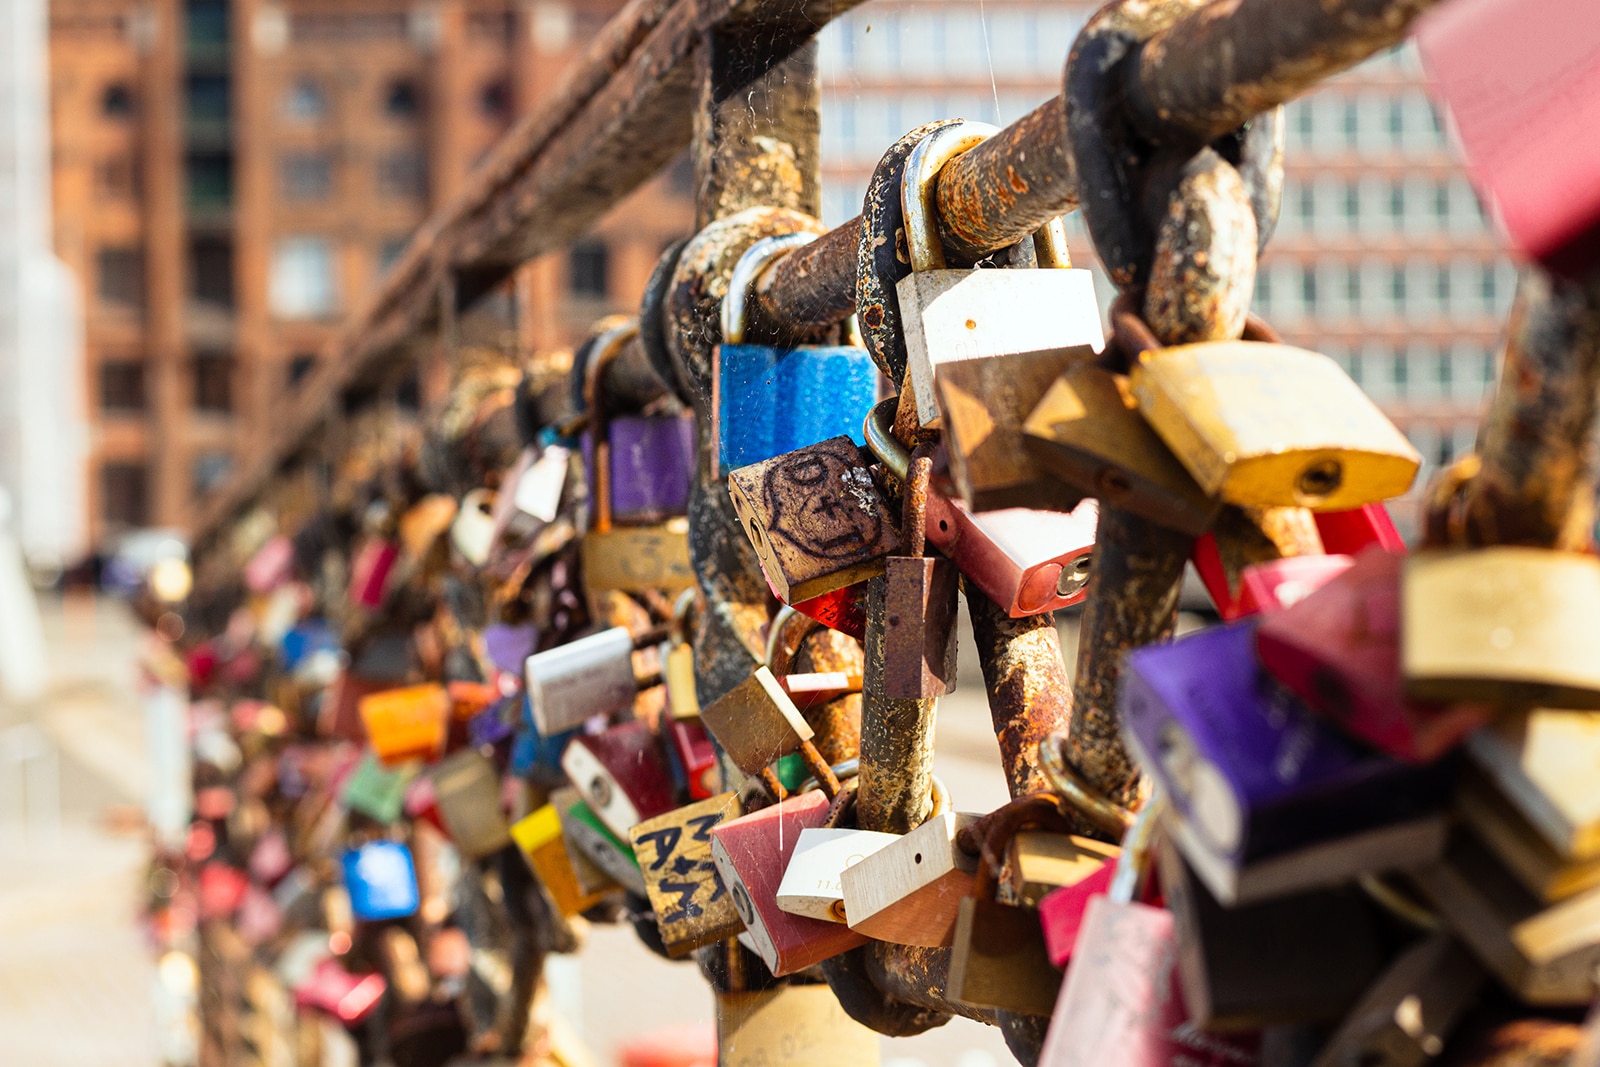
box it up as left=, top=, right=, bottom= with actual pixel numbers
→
left=1037, top=735, right=1135, bottom=839
left=1108, top=794, right=1164, bottom=906
left=901, top=120, right=1071, bottom=274
left=720, top=232, right=819, bottom=346
left=863, top=398, right=911, bottom=482
left=580, top=318, right=640, bottom=534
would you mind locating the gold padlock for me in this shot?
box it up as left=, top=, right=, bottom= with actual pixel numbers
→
left=1403, top=548, right=1600, bottom=708
left=1131, top=339, right=1420, bottom=511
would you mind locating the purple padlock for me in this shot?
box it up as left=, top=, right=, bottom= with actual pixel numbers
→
left=585, top=414, right=695, bottom=525
left=1119, top=621, right=1452, bottom=903
left=484, top=622, right=538, bottom=676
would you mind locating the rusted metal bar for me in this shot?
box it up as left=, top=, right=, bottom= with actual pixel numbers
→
left=1426, top=270, right=1600, bottom=551
left=856, top=574, right=938, bottom=836
left=964, top=584, right=1070, bottom=803
left=752, top=216, right=861, bottom=338
left=1067, top=149, right=1261, bottom=810
left=1125, top=0, right=1446, bottom=150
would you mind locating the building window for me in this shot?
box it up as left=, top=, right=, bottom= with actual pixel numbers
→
left=101, top=83, right=135, bottom=119
left=100, top=361, right=146, bottom=413
left=384, top=79, right=421, bottom=118
left=101, top=462, right=150, bottom=528
left=192, top=451, right=233, bottom=497
left=193, top=352, right=232, bottom=413
left=1392, top=348, right=1410, bottom=395
left=270, top=236, right=339, bottom=319
left=284, top=77, right=327, bottom=121
left=479, top=79, right=511, bottom=119
left=281, top=151, right=334, bottom=200
left=1300, top=266, right=1318, bottom=314
left=186, top=152, right=232, bottom=209
left=188, top=236, right=234, bottom=308
left=288, top=353, right=318, bottom=386
left=377, top=150, right=427, bottom=199
left=569, top=240, right=609, bottom=298
left=97, top=247, right=145, bottom=308
left=186, top=0, right=228, bottom=46
left=186, top=74, right=230, bottom=123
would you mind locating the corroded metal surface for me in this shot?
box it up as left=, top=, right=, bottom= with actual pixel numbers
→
left=1127, top=0, right=1444, bottom=149
left=1437, top=1018, right=1583, bottom=1067
left=964, top=583, right=1071, bottom=803
left=934, top=98, right=1077, bottom=266
left=753, top=217, right=862, bottom=340
left=1426, top=270, right=1600, bottom=552
left=856, top=573, right=938, bottom=835
left=1143, top=149, right=1259, bottom=346
left=794, top=626, right=865, bottom=766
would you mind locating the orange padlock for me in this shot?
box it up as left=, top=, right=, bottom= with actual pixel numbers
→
left=358, top=684, right=451, bottom=766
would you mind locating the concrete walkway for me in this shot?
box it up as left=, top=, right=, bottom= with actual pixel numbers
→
left=0, top=593, right=161, bottom=1067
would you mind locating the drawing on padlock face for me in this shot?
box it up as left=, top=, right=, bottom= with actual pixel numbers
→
left=763, top=451, right=884, bottom=559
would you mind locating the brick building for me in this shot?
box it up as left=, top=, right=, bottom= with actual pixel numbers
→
left=49, top=0, right=692, bottom=545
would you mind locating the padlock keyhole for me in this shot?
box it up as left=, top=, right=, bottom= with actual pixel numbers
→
left=1296, top=459, right=1343, bottom=500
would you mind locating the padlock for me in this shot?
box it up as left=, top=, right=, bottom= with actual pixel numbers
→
left=1403, top=548, right=1600, bottom=708
left=1008, top=830, right=1120, bottom=910
left=787, top=581, right=868, bottom=641
left=1308, top=934, right=1483, bottom=1067
left=1131, top=338, right=1421, bottom=511
left=728, top=435, right=903, bottom=605
left=342, top=841, right=420, bottom=921
left=713, top=232, right=879, bottom=475
left=1023, top=363, right=1221, bottom=536
left=698, top=664, right=840, bottom=800
left=339, top=753, right=413, bottom=825
left=357, top=684, right=451, bottom=767
left=709, top=788, right=869, bottom=976
left=449, top=489, right=498, bottom=567
left=716, top=984, right=881, bottom=1066
left=775, top=826, right=898, bottom=923
left=1121, top=621, right=1451, bottom=905
left=947, top=823, right=1064, bottom=1017
left=293, top=959, right=386, bottom=1025
left=523, top=623, right=665, bottom=736
left=1415, top=0, right=1600, bottom=278
left=1256, top=548, right=1493, bottom=762
left=382, top=928, right=434, bottom=1005
left=882, top=443, right=959, bottom=700
left=1458, top=771, right=1600, bottom=905
left=1414, top=828, right=1600, bottom=1005
left=664, top=589, right=700, bottom=721
left=936, top=349, right=1095, bottom=513
left=1235, top=554, right=1355, bottom=617
left=1313, top=503, right=1404, bottom=556
left=489, top=442, right=569, bottom=549
left=244, top=534, right=296, bottom=594
left=628, top=792, right=746, bottom=957
left=866, top=399, right=1098, bottom=616
left=398, top=493, right=459, bottom=566
left=839, top=809, right=980, bottom=947
left=1157, top=836, right=1386, bottom=1030
left=582, top=320, right=695, bottom=525
left=1468, top=708, right=1600, bottom=861
left=1040, top=799, right=1260, bottom=1066
left=665, top=718, right=719, bottom=801
left=509, top=804, right=615, bottom=916
left=552, top=788, right=646, bottom=896
left=348, top=535, right=400, bottom=610
left=559, top=719, right=676, bottom=840
left=1190, top=504, right=1326, bottom=621
left=429, top=749, right=513, bottom=861
left=894, top=121, right=1102, bottom=428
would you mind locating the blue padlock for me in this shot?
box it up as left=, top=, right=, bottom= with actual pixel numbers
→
left=509, top=693, right=576, bottom=779
left=712, top=344, right=878, bottom=475
left=280, top=620, right=338, bottom=671
left=342, top=841, right=420, bottom=920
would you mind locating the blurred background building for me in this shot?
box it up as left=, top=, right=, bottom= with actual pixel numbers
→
left=46, top=0, right=1514, bottom=553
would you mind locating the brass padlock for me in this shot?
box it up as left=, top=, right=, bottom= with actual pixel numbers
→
left=946, top=817, right=1063, bottom=1017
left=1023, top=363, right=1221, bottom=537
left=1130, top=337, right=1421, bottom=511
left=428, top=750, right=512, bottom=861
left=1308, top=934, right=1483, bottom=1067
left=894, top=120, right=1102, bottom=428
left=1468, top=707, right=1600, bottom=862
left=716, top=984, right=880, bottom=1066
left=839, top=808, right=980, bottom=947
left=728, top=435, right=902, bottom=605
left=1404, top=548, right=1600, bottom=708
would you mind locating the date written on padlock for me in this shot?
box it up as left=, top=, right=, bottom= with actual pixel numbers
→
left=629, top=792, right=745, bottom=957
left=775, top=827, right=899, bottom=923
left=1131, top=341, right=1421, bottom=511
left=729, top=436, right=902, bottom=605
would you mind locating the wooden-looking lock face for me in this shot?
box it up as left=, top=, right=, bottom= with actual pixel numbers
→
left=629, top=793, right=745, bottom=957
left=897, top=267, right=1103, bottom=428
left=839, top=810, right=981, bottom=947
left=728, top=436, right=901, bottom=604
left=581, top=521, right=695, bottom=594
left=699, top=666, right=815, bottom=775
left=935, top=348, right=1095, bottom=513
left=1403, top=548, right=1600, bottom=709
left=1131, top=342, right=1421, bottom=512
left=1022, top=364, right=1221, bottom=537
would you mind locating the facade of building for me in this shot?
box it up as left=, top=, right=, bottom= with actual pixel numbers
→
left=4, top=0, right=88, bottom=570
left=49, top=0, right=692, bottom=546
left=818, top=0, right=1514, bottom=533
